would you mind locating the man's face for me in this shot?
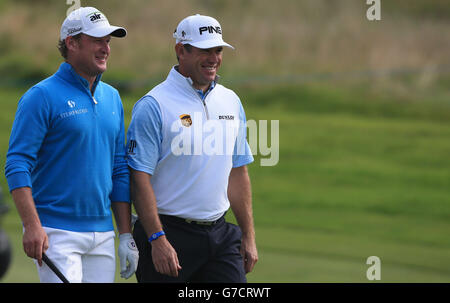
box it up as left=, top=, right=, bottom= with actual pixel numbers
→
left=178, top=44, right=223, bottom=91
left=68, top=34, right=111, bottom=79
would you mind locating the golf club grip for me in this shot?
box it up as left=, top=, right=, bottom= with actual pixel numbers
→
left=42, top=253, right=70, bottom=283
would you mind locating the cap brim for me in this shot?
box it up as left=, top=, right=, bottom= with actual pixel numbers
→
left=188, top=38, right=234, bottom=50
left=83, top=25, right=127, bottom=38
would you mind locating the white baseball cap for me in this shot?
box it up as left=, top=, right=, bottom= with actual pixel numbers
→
left=60, top=7, right=127, bottom=40
left=173, top=14, right=234, bottom=49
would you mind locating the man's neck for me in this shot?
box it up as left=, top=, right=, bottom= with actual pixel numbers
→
left=175, top=65, right=211, bottom=93
left=67, top=60, right=97, bottom=92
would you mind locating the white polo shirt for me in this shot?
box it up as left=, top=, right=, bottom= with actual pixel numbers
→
left=127, top=67, right=253, bottom=221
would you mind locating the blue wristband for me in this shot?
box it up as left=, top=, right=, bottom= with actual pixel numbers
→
left=148, top=231, right=165, bottom=243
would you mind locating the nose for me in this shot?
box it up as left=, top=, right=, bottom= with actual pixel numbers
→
left=99, top=40, right=110, bottom=54
left=207, top=50, right=220, bottom=63
left=103, top=41, right=110, bottom=54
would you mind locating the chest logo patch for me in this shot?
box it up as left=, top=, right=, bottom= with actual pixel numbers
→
left=179, top=114, right=192, bottom=127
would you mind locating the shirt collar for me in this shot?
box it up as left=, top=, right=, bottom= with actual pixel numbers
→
left=194, top=82, right=215, bottom=100
left=172, top=65, right=219, bottom=100
left=57, top=62, right=102, bottom=95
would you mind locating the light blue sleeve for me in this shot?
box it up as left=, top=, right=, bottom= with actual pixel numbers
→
left=126, top=96, right=162, bottom=175
left=232, top=100, right=254, bottom=168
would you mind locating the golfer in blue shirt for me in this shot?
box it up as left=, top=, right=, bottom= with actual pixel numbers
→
left=5, top=7, right=138, bottom=282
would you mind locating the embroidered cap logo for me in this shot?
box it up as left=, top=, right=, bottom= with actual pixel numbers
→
left=87, top=11, right=104, bottom=23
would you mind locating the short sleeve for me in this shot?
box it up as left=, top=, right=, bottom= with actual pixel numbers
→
left=232, top=100, right=254, bottom=168
left=126, top=96, right=162, bottom=175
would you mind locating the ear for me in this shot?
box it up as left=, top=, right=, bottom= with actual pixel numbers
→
left=175, top=42, right=185, bottom=60
left=65, top=36, right=80, bottom=53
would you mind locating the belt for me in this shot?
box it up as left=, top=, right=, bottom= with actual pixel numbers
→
left=185, top=219, right=220, bottom=226
left=160, top=214, right=224, bottom=226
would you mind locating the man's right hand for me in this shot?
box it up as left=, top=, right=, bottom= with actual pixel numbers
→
left=151, top=236, right=182, bottom=277
left=11, top=187, right=49, bottom=267
left=23, top=223, right=48, bottom=266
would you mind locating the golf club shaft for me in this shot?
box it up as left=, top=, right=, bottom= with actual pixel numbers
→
left=42, top=252, right=70, bottom=283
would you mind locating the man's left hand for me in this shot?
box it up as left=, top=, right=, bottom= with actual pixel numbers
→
left=118, top=233, right=139, bottom=279
left=240, top=236, right=258, bottom=273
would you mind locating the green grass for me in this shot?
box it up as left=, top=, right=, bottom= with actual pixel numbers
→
left=240, top=84, right=450, bottom=282
left=1, top=81, right=449, bottom=282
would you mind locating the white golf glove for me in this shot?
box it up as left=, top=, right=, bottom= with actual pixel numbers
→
left=118, top=233, right=139, bottom=279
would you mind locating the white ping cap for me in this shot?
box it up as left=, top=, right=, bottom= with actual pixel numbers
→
left=173, top=14, right=234, bottom=49
left=60, top=7, right=127, bottom=40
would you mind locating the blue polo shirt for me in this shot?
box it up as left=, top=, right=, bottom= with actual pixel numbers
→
left=5, top=62, right=130, bottom=231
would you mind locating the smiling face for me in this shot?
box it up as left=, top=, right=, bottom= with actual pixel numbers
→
left=176, top=43, right=223, bottom=92
left=66, top=34, right=111, bottom=86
